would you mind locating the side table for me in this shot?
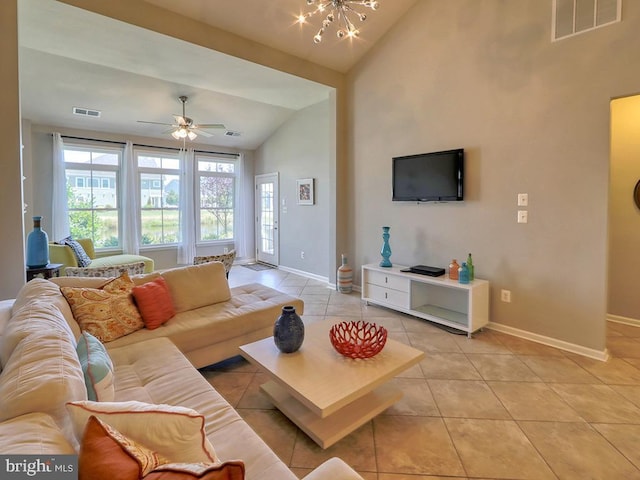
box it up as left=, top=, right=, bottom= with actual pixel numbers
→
left=26, top=263, right=63, bottom=281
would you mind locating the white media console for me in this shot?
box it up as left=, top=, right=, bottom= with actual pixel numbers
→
left=361, top=264, right=489, bottom=337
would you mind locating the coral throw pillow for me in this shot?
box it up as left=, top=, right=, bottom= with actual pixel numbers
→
left=132, top=277, right=176, bottom=329
left=61, top=272, right=144, bottom=342
left=79, top=415, right=167, bottom=480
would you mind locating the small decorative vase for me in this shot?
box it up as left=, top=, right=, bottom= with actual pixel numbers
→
left=458, top=262, right=470, bottom=284
left=273, top=306, right=304, bottom=353
left=26, top=216, right=49, bottom=268
left=466, top=253, right=474, bottom=281
left=380, top=226, right=392, bottom=267
left=449, top=259, right=460, bottom=280
left=337, top=254, right=353, bottom=293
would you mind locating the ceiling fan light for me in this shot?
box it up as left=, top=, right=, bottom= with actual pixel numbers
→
left=187, top=131, right=197, bottom=141
left=171, top=130, right=181, bottom=140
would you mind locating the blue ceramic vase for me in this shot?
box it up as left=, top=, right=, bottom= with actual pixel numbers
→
left=26, top=216, right=49, bottom=268
left=273, top=306, right=304, bottom=353
left=380, top=226, right=392, bottom=267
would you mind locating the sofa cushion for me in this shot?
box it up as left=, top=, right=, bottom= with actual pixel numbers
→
left=11, top=278, right=80, bottom=340
left=0, top=412, right=76, bottom=454
left=67, top=400, right=218, bottom=463
left=61, top=273, right=144, bottom=342
left=0, top=302, right=87, bottom=449
left=77, top=332, right=114, bottom=401
left=132, top=277, right=176, bottom=329
left=90, top=254, right=155, bottom=274
left=0, top=299, right=77, bottom=373
left=161, top=262, right=230, bottom=313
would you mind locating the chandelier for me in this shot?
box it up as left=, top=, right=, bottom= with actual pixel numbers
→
left=298, top=0, right=380, bottom=44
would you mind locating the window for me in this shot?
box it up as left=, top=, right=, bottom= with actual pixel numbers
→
left=64, top=146, right=121, bottom=248
left=137, top=152, right=180, bottom=246
left=197, top=156, right=235, bottom=242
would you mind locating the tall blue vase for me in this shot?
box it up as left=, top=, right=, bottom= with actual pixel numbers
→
left=380, top=226, right=392, bottom=267
left=273, top=306, right=304, bottom=353
left=26, top=216, right=49, bottom=268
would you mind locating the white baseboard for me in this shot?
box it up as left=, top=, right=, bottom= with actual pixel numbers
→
left=607, top=314, right=640, bottom=327
left=276, top=265, right=329, bottom=285
left=487, top=322, right=609, bottom=361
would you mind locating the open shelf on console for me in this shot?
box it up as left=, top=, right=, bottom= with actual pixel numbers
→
left=412, top=304, right=467, bottom=327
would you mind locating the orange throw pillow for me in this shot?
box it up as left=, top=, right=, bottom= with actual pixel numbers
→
left=132, top=277, right=176, bottom=330
left=79, top=415, right=154, bottom=480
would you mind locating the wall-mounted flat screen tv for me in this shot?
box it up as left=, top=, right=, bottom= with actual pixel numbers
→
left=392, top=148, right=464, bottom=202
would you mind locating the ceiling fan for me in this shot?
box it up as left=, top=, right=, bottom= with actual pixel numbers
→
left=137, top=95, right=225, bottom=141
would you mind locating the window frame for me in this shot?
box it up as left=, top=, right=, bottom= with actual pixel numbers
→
left=135, top=149, right=181, bottom=248
left=196, top=154, right=237, bottom=245
left=63, top=143, right=122, bottom=250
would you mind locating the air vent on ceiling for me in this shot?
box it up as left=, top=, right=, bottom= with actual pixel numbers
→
left=224, top=130, right=241, bottom=137
left=73, top=107, right=101, bottom=118
left=552, top=0, right=621, bottom=41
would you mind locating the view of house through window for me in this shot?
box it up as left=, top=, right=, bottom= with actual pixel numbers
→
left=136, top=152, right=180, bottom=246
left=64, top=146, right=121, bottom=248
left=64, top=143, right=238, bottom=250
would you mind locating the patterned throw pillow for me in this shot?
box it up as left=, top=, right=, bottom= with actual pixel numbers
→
left=65, top=262, right=146, bottom=278
left=61, top=273, right=144, bottom=342
left=61, top=237, right=92, bottom=267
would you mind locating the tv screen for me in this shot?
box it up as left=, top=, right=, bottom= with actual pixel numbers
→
left=392, top=148, right=464, bottom=202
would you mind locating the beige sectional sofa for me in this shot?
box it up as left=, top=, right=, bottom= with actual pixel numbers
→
left=0, top=262, right=363, bottom=479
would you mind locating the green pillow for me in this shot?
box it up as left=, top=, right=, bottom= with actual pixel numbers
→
left=76, top=332, right=114, bottom=401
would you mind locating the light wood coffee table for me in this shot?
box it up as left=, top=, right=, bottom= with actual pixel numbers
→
left=239, top=319, right=425, bottom=448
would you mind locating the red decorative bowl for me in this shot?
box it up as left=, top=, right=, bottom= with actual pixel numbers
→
left=329, top=321, right=388, bottom=359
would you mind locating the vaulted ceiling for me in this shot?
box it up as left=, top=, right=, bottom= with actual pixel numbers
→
left=18, top=0, right=417, bottom=149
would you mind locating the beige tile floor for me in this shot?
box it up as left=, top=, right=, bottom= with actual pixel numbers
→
left=201, top=266, right=640, bottom=479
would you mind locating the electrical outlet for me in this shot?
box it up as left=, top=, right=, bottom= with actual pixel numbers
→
left=223, top=247, right=228, bottom=254
left=300, top=251, right=305, bottom=259
left=517, top=210, right=528, bottom=224
left=501, top=289, right=512, bottom=303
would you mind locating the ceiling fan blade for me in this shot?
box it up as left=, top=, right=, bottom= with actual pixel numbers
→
left=162, top=127, right=177, bottom=134
left=195, top=123, right=226, bottom=129
left=191, top=128, right=213, bottom=138
left=137, top=120, right=174, bottom=126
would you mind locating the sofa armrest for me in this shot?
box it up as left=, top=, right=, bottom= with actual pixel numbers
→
left=48, top=243, right=79, bottom=268
left=302, top=458, right=364, bottom=480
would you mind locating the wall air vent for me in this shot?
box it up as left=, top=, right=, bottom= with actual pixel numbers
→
left=72, top=107, right=101, bottom=118
left=553, top=0, right=621, bottom=41
left=224, top=130, right=241, bottom=137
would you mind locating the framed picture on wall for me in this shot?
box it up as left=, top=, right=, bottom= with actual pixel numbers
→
left=297, top=178, right=314, bottom=205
